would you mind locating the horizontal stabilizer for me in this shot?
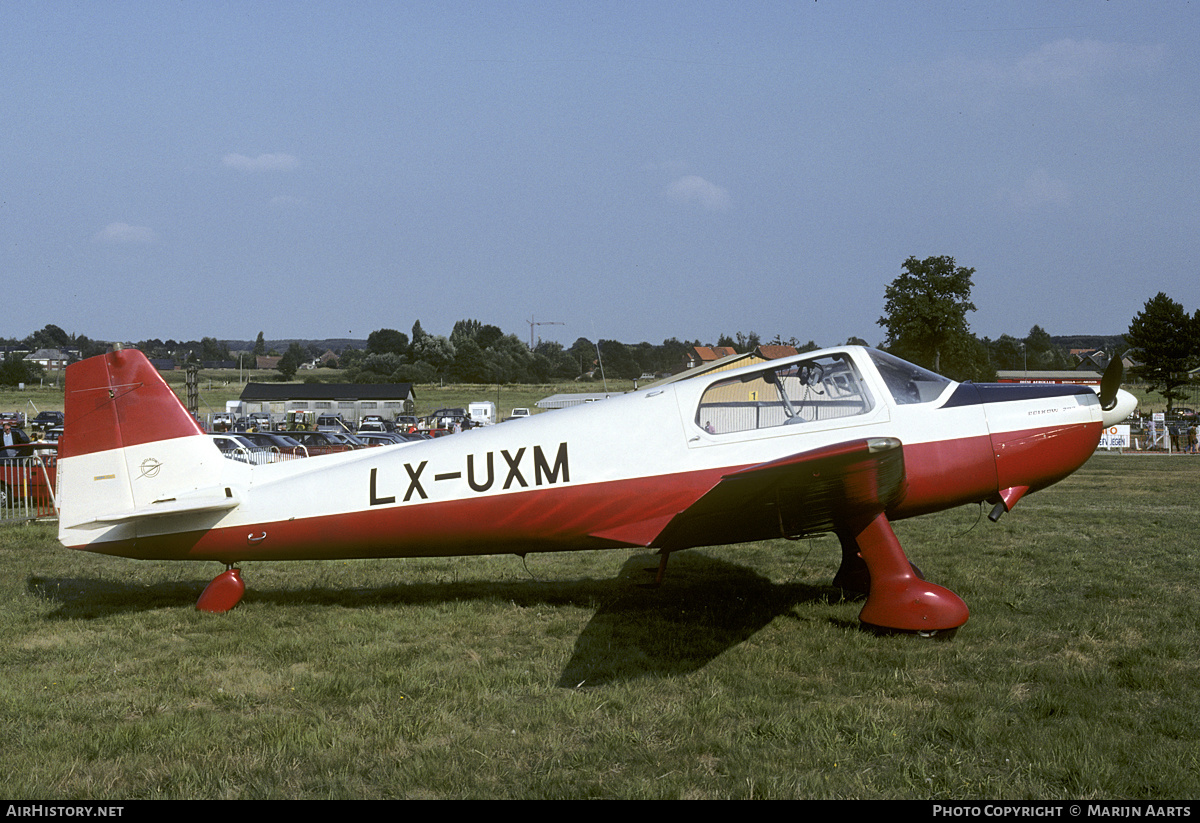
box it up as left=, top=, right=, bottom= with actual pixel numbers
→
left=65, top=486, right=241, bottom=530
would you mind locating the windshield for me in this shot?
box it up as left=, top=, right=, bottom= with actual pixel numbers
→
left=867, top=349, right=952, bottom=405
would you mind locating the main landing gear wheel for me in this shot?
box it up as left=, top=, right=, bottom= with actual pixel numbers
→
left=196, top=567, right=245, bottom=613
left=842, top=513, right=969, bottom=633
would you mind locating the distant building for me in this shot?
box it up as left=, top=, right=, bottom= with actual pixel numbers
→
left=683, top=346, right=738, bottom=369
left=24, top=348, right=73, bottom=374
left=1071, top=350, right=1111, bottom=371
left=755, top=345, right=801, bottom=361
left=237, top=382, right=416, bottom=423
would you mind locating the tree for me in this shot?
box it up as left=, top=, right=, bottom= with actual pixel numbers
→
left=734, top=331, right=762, bottom=353
left=367, top=328, right=409, bottom=357
left=410, top=334, right=455, bottom=380
left=0, top=354, right=43, bottom=387
left=987, top=334, right=1026, bottom=371
left=199, top=337, right=230, bottom=362
left=1126, top=292, right=1196, bottom=412
left=23, top=324, right=71, bottom=351
left=597, top=339, right=641, bottom=380
left=878, top=255, right=977, bottom=374
left=568, top=337, right=597, bottom=376
left=1024, top=325, right=1068, bottom=370
left=253, top=332, right=266, bottom=357
left=276, top=343, right=306, bottom=380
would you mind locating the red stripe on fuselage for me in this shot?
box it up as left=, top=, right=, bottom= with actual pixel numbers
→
left=67, top=467, right=732, bottom=563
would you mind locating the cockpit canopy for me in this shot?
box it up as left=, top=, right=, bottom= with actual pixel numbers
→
left=694, top=348, right=951, bottom=436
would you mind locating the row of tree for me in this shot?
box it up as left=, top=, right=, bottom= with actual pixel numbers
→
left=4, top=257, right=1192, bottom=393
left=338, top=321, right=704, bottom=384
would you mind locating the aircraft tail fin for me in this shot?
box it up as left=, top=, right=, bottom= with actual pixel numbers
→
left=61, top=347, right=205, bottom=462
left=58, top=348, right=235, bottom=535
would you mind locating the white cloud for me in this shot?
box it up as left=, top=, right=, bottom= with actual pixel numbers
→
left=1001, top=168, right=1072, bottom=211
left=665, top=175, right=731, bottom=211
left=1014, top=39, right=1167, bottom=90
left=931, top=38, right=1167, bottom=99
left=93, top=222, right=156, bottom=244
left=222, top=152, right=300, bottom=172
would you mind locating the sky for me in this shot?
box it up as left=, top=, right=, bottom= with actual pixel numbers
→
left=3, top=1, right=1197, bottom=350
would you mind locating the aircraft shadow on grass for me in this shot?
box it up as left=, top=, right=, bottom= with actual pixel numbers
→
left=27, top=550, right=856, bottom=686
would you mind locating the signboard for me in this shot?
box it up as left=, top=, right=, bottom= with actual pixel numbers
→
left=1098, top=425, right=1131, bottom=450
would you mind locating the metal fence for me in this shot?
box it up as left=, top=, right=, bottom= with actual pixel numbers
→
left=0, top=454, right=57, bottom=522
left=218, top=446, right=307, bottom=465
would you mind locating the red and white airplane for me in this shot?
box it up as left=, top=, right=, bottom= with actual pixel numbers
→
left=57, top=345, right=1136, bottom=632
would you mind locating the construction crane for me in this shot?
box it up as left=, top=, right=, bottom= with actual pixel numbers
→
left=527, top=316, right=565, bottom=349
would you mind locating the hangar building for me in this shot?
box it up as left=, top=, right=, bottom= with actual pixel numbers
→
left=237, top=382, right=416, bottom=424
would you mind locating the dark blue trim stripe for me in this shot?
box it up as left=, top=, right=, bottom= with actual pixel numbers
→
left=941, top=382, right=1095, bottom=409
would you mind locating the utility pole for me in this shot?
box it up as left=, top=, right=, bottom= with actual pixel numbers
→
left=527, top=316, right=565, bottom=349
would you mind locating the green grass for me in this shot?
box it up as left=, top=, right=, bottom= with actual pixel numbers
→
left=2, top=454, right=1199, bottom=798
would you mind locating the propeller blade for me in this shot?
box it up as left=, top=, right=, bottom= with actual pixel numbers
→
left=1100, top=355, right=1124, bottom=411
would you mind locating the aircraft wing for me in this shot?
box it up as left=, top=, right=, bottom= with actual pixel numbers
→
left=647, top=437, right=907, bottom=551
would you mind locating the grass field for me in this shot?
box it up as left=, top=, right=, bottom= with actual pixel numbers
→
left=1, top=452, right=1197, bottom=799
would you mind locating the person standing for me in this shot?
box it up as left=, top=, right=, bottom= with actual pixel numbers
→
left=1, top=421, right=31, bottom=458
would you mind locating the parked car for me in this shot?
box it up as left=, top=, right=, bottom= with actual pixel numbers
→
left=426, top=408, right=466, bottom=429
left=353, top=431, right=418, bottom=447
left=316, top=415, right=351, bottom=433
left=30, top=411, right=64, bottom=431
left=288, top=430, right=359, bottom=456
left=210, top=434, right=269, bottom=464
left=357, top=416, right=397, bottom=433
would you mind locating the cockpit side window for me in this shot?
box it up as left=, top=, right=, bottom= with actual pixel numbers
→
left=867, top=349, right=952, bottom=405
left=695, top=353, right=875, bottom=435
